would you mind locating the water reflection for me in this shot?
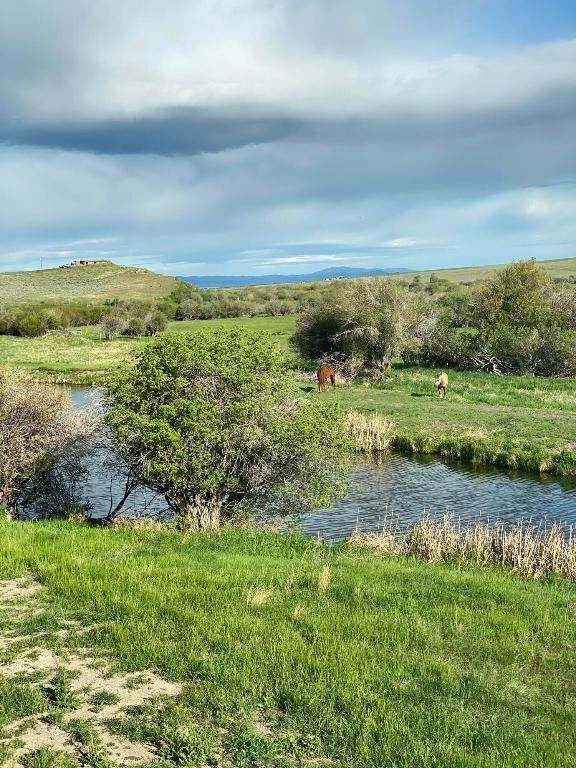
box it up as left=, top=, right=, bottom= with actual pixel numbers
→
left=301, top=454, right=576, bottom=542
left=69, top=387, right=576, bottom=541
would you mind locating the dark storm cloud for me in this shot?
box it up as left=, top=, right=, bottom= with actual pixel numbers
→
left=3, top=74, right=575, bottom=159
left=0, top=108, right=303, bottom=156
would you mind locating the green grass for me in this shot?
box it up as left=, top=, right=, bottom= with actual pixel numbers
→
left=0, top=521, right=575, bottom=767
left=0, top=316, right=297, bottom=384
left=0, top=263, right=182, bottom=306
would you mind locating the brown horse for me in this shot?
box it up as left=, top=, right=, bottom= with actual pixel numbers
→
left=317, top=364, right=336, bottom=392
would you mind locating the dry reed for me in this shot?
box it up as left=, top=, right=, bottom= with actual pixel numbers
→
left=346, top=411, right=395, bottom=452
left=110, top=517, right=169, bottom=531
left=350, top=513, right=576, bottom=580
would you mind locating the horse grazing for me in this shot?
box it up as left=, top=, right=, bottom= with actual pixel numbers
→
left=317, top=364, right=336, bottom=392
left=435, top=371, right=448, bottom=398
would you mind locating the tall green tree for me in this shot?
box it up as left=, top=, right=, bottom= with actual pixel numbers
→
left=106, top=330, right=351, bottom=530
left=474, top=259, right=553, bottom=330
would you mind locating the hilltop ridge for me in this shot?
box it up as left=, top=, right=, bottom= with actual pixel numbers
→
left=0, top=262, right=183, bottom=305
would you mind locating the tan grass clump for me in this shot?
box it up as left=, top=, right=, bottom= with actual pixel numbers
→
left=349, top=529, right=400, bottom=555
left=318, top=565, right=331, bottom=593
left=464, top=428, right=488, bottom=439
left=111, top=517, right=169, bottom=531
left=247, top=588, right=271, bottom=606
left=351, top=513, right=576, bottom=581
left=346, top=411, right=395, bottom=452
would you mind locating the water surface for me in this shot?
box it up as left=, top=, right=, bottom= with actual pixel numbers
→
left=70, top=387, right=576, bottom=541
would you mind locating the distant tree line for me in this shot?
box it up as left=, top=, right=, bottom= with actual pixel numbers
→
left=0, top=281, right=326, bottom=338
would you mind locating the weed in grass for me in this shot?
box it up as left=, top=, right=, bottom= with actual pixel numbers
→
left=104, top=712, right=150, bottom=745
left=44, top=669, right=81, bottom=712
left=317, top=565, right=331, bottom=593
left=157, top=715, right=217, bottom=767
left=89, top=691, right=121, bottom=711
left=0, top=676, right=48, bottom=726
left=11, top=670, right=49, bottom=686
left=21, top=747, right=78, bottom=768
left=0, top=740, right=19, bottom=764
left=82, top=746, right=116, bottom=768
left=123, top=673, right=150, bottom=690
left=65, top=718, right=100, bottom=747
left=224, top=724, right=274, bottom=768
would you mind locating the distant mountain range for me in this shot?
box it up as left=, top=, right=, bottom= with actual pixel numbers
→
left=179, top=266, right=410, bottom=288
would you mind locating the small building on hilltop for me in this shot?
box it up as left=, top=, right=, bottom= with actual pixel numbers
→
left=60, top=259, right=112, bottom=268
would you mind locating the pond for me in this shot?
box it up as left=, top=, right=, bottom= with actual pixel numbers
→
left=70, top=387, right=576, bottom=541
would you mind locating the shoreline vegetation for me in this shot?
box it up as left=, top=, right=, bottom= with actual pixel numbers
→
left=350, top=512, right=576, bottom=581
left=0, top=520, right=574, bottom=767
left=2, top=315, right=576, bottom=476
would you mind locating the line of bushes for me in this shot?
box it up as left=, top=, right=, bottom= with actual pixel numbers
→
left=292, top=259, right=576, bottom=377
left=0, top=303, right=109, bottom=337
left=0, top=281, right=324, bottom=338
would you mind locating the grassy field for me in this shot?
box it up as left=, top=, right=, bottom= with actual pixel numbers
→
left=0, top=520, right=574, bottom=767
left=0, top=316, right=296, bottom=383
left=0, top=263, right=182, bottom=305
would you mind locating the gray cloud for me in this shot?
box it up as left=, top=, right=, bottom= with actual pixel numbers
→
left=0, top=1, right=575, bottom=275
left=0, top=109, right=302, bottom=156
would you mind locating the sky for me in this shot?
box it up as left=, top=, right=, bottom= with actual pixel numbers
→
left=1, top=0, right=575, bottom=277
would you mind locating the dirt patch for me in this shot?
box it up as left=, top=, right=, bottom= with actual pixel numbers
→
left=94, top=727, right=157, bottom=763
left=64, top=658, right=181, bottom=719
left=0, top=578, right=182, bottom=766
left=0, top=578, right=42, bottom=603
left=2, top=722, right=73, bottom=768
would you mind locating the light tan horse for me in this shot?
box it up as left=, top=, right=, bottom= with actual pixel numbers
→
left=317, top=364, right=336, bottom=392
left=435, top=371, right=448, bottom=397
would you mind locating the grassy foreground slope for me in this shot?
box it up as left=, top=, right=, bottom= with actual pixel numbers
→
left=0, top=521, right=575, bottom=767
left=0, top=262, right=182, bottom=305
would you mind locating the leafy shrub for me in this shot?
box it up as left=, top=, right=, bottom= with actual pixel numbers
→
left=292, top=279, right=429, bottom=370
left=106, top=330, right=351, bottom=529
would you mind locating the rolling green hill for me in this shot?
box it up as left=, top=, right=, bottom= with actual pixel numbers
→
left=386, top=256, right=576, bottom=285
left=0, top=262, right=183, bottom=305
